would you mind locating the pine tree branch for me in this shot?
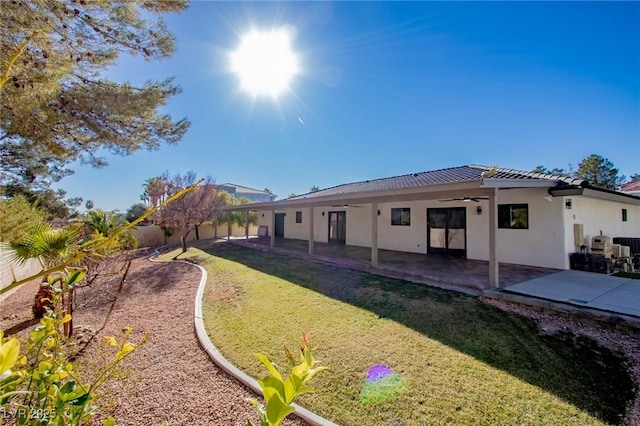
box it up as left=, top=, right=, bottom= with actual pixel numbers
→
left=0, top=31, right=39, bottom=91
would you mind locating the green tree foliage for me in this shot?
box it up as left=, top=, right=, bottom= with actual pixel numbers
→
left=83, top=209, right=137, bottom=251
left=2, top=186, right=80, bottom=220
left=0, top=196, right=45, bottom=244
left=531, top=165, right=571, bottom=177
left=628, top=173, right=640, bottom=182
left=1, top=1, right=190, bottom=194
left=125, top=202, right=147, bottom=223
left=533, top=154, right=626, bottom=190
left=574, top=154, right=624, bottom=190
left=309, top=185, right=320, bottom=193
left=11, top=222, right=80, bottom=270
left=226, top=196, right=259, bottom=227
left=141, top=176, right=168, bottom=207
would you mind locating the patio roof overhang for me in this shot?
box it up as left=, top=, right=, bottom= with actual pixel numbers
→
left=221, top=178, right=555, bottom=212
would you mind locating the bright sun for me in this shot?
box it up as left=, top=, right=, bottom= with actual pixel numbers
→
left=231, top=28, right=299, bottom=98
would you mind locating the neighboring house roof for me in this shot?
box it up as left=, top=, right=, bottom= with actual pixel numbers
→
left=620, top=180, right=640, bottom=193
left=217, top=183, right=275, bottom=197
left=289, top=165, right=585, bottom=200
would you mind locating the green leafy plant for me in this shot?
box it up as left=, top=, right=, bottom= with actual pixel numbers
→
left=0, top=181, right=199, bottom=425
left=0, top=270, right=145, bottom=425
left=248, top=334, right=328, bottom=426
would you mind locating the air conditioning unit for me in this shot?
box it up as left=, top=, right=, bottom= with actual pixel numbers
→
left=592, top=236, right=613, bottom=258
left=620, top=245, right=631, bottom=258
left=612, top=244, right=622, bottom=258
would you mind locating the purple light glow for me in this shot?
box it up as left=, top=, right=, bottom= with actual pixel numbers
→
left=366, top=364, right=393, bottom=382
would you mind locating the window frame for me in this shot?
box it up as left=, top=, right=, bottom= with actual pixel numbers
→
left=498, top=203, right=529, bottom=229
left=391, top=207, right=411, bottom=226
left=622, top=208, right=628, bottom=222
left=295, top=211, right=302, bottom=224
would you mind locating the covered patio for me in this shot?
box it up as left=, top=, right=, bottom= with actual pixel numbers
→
left=229, top=237, right=558, bottom=294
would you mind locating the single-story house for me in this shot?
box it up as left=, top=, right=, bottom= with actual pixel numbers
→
left=223, top=165, right=640, bottom=287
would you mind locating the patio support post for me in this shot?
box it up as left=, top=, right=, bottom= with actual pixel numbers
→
left=308, top=206, right=314, bottom=255
left=245, top=211, right=249, bottom=241
left=270, top=210, right=276, bottom=247
left=489, top=188, right=499, bottom=287
left=227, top=212, right=231, bottom=241
left=371, top=202, right=379, bottom=267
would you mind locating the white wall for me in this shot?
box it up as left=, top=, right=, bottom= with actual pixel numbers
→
left=493, top=188, right=566, bottom=269
left=253, top=188, right=639, bottom=270
left=563, top=196, right=640, bottom=265
left=0, top=245, right=42, bottom=300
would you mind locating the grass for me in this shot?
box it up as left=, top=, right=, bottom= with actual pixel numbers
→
left=612, top=271, right=640, bottom=280
left=164, top=243, right=634, bottom=426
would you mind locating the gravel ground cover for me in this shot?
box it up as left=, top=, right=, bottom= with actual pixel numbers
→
left=0, top=250, right=304, bottom=426
left=483, top=298, right=640, bottom=426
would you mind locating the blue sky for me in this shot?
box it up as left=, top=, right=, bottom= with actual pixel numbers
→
left=58, top=1, right=640, bottom=212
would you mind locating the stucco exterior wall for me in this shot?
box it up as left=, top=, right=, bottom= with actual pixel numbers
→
left=0, top=246, right=42, bottom=299
left=493, top=188, right=566, bottom=269
left=132, top=223, right=258, bottom=247
left=251, top=188, right=637, bottom=270
left=563, top=195, right=640, bottom=263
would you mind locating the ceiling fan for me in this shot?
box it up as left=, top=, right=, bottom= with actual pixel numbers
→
left=331, top=204, right=365, bottom=208
left=439, top=197, right=488, bottom=203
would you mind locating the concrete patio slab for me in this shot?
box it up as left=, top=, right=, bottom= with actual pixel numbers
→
left=588, top=280, right=640, bottom=317
left=505, top=270, right=640, bottom=318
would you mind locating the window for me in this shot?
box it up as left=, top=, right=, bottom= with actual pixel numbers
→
left=622, top=208, right=628, bottom=222
left=295, top=211, right=302, bottom=223
left=391, top=208, right=411, bottom=226
left=498, top=204, right=529, bottom=229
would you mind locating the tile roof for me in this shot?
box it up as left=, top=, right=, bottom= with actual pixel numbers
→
left=290, top=165, right=585, bottom=199
left=620, top=180, right=640, bottom=193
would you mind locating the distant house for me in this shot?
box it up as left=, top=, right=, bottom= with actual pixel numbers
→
left=216, top=183, right=276, bottom=203
left=224, top=165, right=640, bottom=286
left=619, top=180, right=640, bottom=197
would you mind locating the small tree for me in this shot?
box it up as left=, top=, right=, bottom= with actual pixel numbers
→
left=152, top=172, right=222, bottom=252
left=531, top=165, right=570, bottom=177
left=309, top=185, right=320, bottom=193
left=574, top=154, right=624, bottom=190
left=125, top=203, right=148, bottom=223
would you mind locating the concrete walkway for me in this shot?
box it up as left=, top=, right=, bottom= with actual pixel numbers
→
left=504, top=270, right=640, bottom=318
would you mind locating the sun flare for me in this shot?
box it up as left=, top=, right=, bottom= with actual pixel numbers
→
left=230, top=28, right=299, bottom=98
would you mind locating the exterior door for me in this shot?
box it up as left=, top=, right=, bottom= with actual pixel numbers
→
left=275, top=213, right=285, bottom=237
left=328, top=211, right=346, bottom=244
left=427, top=207, right=466, bottom=256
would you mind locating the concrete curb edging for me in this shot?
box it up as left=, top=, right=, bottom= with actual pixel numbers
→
left=150, top=250, right=339, bottom=426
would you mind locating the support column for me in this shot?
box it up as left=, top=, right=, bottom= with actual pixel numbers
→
left=489, top=188, right=499, bottom=287
left=371, top=202, right=379, bottom=267
left=245, top=211, right=250, bottom=241
left=270, top=210, right=276, bottom=247
left=308, top=207, right=315, bottom=255
left=227, top=212, right=231, bottom=241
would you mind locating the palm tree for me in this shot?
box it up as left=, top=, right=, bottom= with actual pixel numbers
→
left=11, top=222, right=80, bottom=271
left=142, top=176, right=167, bottom=207
left=84, top=210, right=137, bottom=251
left=11, top=223, right=82, bottom=334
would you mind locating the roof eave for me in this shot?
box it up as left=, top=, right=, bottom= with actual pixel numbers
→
left=223, top=180, right=493, bottom=211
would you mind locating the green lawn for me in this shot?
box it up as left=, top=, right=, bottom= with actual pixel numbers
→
left=165, top=243, right=634, bottom=426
